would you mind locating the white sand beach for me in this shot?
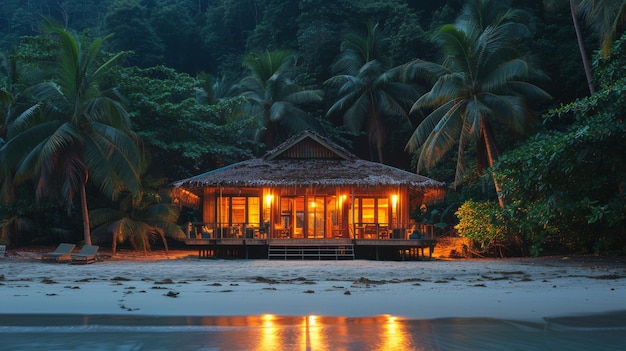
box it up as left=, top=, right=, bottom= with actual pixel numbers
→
left=1, top=249, right=625, bottom=323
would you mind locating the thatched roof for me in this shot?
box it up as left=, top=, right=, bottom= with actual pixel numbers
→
left=171, top=131, right=445, bottom=196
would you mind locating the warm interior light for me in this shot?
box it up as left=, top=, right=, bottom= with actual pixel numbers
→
left=391, top=194, right=398, bottom=209
left=265, top=194, right=273, bottom=208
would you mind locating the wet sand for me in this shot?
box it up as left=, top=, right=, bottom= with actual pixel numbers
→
left=1, top=249, right=625, bottom=322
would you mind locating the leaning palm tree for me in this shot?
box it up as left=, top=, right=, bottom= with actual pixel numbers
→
left=0, top=23, right=143, bottom=245
left=403, top=0, right=551, bottom=208
left=544, top=0, right=596, bottom=94
left=90, top=182, right=185, bottom=254
left=326, top=23, right=418, bottom=163
left=238, top=50, right=323, bottom=149
left=578, top=0, right=626, bottom=57
left=544, top=0, right=626, bottom=93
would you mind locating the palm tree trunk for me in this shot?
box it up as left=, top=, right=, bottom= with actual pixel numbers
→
left=80, top=182, right=92, bottom=245
left=570, top=0, right=595, bottom=95
left=481, top=121, right=505, bottom=209
left=264, top=114, right=277, bottom=150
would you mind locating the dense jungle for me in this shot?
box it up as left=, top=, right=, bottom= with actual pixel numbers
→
left=0, top=0, right=624, bottom=257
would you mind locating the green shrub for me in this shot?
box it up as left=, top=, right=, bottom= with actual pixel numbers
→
left=454, top=200, right=509, bottom=257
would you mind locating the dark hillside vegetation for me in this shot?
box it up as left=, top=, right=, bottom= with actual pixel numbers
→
left=0, top=0, right=624, bottom=256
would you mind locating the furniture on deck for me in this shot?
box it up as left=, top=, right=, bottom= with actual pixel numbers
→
left=332, top=228, right=345, bottom=238
left=276, top=227, right=291, bottom=238
left=201, top=226, right=213, bottom=239
left=41, top=243, right=75, bottom=263
left=70, top=245, right=99, bottom=264
left=358, top=224, right=389, bottom=239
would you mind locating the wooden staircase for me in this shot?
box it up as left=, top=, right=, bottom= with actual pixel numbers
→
left=268, top=243, right=355, bottom=260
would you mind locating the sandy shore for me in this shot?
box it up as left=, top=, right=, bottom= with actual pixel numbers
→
left=1, top=249, right=625, bottom=322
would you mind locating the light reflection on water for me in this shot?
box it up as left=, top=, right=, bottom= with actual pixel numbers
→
left=1, top=312, right=625, bottom=350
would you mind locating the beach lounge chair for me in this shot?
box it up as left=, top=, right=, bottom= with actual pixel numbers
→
left=41, top=243, right=75, bottom=263
left=70, top=245, right=99, bottom=264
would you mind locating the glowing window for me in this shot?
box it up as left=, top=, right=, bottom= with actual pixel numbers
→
left=219, top=196, right=260, bottom=226
left=248, top=197, right=260, bottom=226
left=361, top=198, right=376, bottom=223
left=378, top=198, right=389, bottom=225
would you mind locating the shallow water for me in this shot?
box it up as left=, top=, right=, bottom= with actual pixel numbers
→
left=1, top=312, right=625, bottom=351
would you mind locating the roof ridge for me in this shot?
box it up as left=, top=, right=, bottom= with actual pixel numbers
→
left=263, top=130, right=357, bottom=161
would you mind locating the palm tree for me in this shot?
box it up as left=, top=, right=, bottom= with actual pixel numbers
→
left=195, top=72, right=237, bottom=105
left=0, top=52, right=23, bottom=245
left=90, top=181, right=184, bottom=254
left=0, top=23, right=143, bottom=245
left=403, top=0, right=551, bottom=208
left=579, top=0, right=626, bottom=57
left=325, top=23, right=418, bottom=163
left=238, top=50, right=323, bottom=149
left=544, top=0, right=596, bottom=94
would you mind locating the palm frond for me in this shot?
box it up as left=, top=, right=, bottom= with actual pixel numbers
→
left=406, top=99, right=463, bottom=153
left=376, top=88, right=412, bottom=119
left=326, top=89, right=361, bottom=118
left=410, top=74, right=465, bottom=113
left=6, top=103, right=43, bottom=137
left=83, top=123, right=143, bottom=198
left=0, top=88, right=13, bottom=107
left=284, top=90, right=323, bottom=105
left=324, top=75, right=350, bottom=87
left=332, top=50, right=365, bottom=75
left=141, top=203, right=180, bottom=223
left=505, top=81, right=552, bottom=102
left=336, top=76, right=366, bottom=96
left=89, top=208, right=125, bottom=228
left=453, top=105, right=479, bottom=185
left=436, top=25, right=476, bottom=78
left=342, top=95, right=370, bottom=131
left=268, top=101, right=289, bottom=122
left=84, top=96, right=132, bottom=130
left=480, top=93, right=531, bottom=133
left=242, top=50, right=295, bottom=83
left=417, top=104, right=465, bottom=172
left=399, top=60, right=449, bottom=85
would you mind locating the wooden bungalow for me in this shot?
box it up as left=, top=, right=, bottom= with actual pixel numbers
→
left=171, top=131, right=445, bottom=260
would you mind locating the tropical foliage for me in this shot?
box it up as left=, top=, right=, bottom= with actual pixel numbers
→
left=403, top=0, right=551, bottom=208
left=579, top=0, right=626, bottom=57
left=0, top=23, right=143, bottom=246
left=454, top=200, right=509, bottom=257
left=90, top=177, right=185, bottom=253
left=0, top=0, right=624, bottom=256
left=491, top=34, right=626, bottom=254
left=326, top=23, right=417, bottom=163
left=237, top=50, right=323, bottom=149
left=112, top=65, right=259, bottom=179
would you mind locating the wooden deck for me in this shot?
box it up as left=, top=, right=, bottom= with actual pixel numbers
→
left=184, top=238, right=436, bottom=260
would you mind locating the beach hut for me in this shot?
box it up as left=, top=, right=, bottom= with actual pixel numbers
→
left=171, top=131, right=445, bottom=259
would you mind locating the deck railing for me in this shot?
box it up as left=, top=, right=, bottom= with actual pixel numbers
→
left=184, top=221, right=436, bottom=240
